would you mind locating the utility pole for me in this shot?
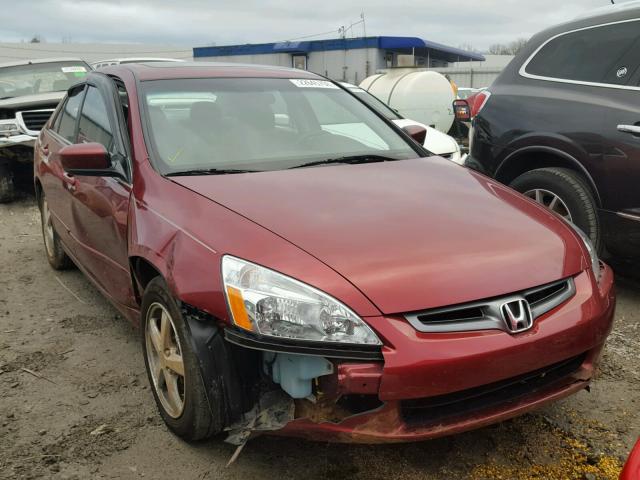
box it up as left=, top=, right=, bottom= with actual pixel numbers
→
left=361, top=12, right=367, bottom=38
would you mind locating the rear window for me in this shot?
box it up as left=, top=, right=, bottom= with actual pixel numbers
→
left=524, top=19, right=640, bottom=85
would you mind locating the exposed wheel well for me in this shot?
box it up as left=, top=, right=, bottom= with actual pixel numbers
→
left=130, top=256, right=162, bottom=301
left=495, top=150, right=601, bottom=207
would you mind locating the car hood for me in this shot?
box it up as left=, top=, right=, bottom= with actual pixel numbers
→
left=0, top=92, right=65, bottom=109
left=172, top=157, right=584, bottom=314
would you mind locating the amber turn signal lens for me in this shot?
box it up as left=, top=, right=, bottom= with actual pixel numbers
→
left=226, top=286, right=254, bottom=331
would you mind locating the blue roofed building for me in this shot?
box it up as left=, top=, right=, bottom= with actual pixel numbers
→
left=193, top=36, right=485, bottom=84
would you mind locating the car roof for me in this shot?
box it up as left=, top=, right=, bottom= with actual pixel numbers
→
left=91, top=57, right=186, bottom=66
left=100, top=61, right=322, bottom=81
left=548, top=2, right=640, bottom=34
left=0, top=57, right=89, bottom=69
left=574, top=0, right=640, bottom=21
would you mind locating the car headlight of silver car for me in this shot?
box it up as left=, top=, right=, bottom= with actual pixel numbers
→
left=222, top=255, right=381, bottom=345
left=0, top=120, right=20, bottom=137
left=570, top=225, right=601, bottom=282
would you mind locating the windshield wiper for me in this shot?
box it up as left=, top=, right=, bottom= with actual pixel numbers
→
left=0, top=96, right=13, bottom=100
left=290, top=154, right=398, bottom=169
left=166, top=168, right=258, bottom=177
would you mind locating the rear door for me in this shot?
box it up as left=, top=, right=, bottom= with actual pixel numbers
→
left=604, top=32, right=640, bottom=217
left=41, top=84, right=86, bottom=248
left=66, top=76, right=135, bottom=308
left=521, top=18, right=640, bottom=226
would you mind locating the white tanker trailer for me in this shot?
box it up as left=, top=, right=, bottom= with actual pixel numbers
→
left=359, top=69, right=456, bottom=134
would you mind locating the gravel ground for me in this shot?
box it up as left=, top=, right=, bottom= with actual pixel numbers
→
left=1, top=196, right=638, bottom=480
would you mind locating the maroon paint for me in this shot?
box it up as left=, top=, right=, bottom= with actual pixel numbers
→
left=59, top=142, right=110, bottom=171
left=34, top=64, right=616, bottom=442
left=621, top=439, right=640, bottom=480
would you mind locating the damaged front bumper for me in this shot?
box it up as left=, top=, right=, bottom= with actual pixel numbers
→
left=223, top=266, right=615, bottom=444
left=0, top=134, right=37, bottom=149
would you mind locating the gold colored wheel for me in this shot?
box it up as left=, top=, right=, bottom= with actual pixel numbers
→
left=145, top=302, right=186, bottom=418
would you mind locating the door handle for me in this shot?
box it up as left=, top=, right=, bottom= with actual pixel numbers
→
left=617, top=124, right=640, bottom=135
left=62, top=172, right=77, bottom=192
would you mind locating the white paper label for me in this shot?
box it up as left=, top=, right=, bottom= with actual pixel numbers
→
left=289, top=79, right=339, bottom=89
left=61, top=66, right=87, bottom=73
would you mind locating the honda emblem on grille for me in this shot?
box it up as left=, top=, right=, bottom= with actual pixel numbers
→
left=500, top=299, right=533, bottom=333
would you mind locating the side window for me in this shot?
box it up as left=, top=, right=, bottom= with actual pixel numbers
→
left=56, top=86, right=85, bottom=142
left=525, top=20, right=640, bottom=85
left=77, top=86, right=114, bottom=150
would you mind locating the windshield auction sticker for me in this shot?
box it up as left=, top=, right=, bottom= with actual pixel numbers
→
left=61, top=66, right=87, bottom=73
left=289, top=79, right=339, bottom=89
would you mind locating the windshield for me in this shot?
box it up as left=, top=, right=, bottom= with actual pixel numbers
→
left=140, top=78, right=420, bottom=174
left=0, top=61, right=90, bottom=99
left=349, top=88, right=402, bottom=121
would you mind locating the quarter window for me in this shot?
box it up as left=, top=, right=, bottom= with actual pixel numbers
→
left=525, top=20, right=640, bottom=85
left=56, top=86, right=85, bottom=142
left=78, top=86, right=114, bottom=149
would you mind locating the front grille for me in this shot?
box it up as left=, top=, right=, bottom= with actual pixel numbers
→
left=18, top=109, right=54, bottom=132
left=400, top=353, right=586, bottom=426
left=405, top=277, right=575, bottom=333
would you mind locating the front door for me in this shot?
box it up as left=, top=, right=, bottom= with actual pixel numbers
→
left=66, top=79, right=135, bottom=308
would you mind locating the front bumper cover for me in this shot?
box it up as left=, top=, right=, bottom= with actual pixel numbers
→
left=273, top=265, right=615, bottom=443
left=0, top=134, right=36, bottom=149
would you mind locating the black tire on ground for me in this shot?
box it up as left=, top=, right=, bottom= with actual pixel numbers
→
left=39, top=193, right=74, bottom=270
left=141, top=277, right=223, bottom=441
left=510, top=167, right=601, bottom=252
left=0, top=163, right=16, bottom=203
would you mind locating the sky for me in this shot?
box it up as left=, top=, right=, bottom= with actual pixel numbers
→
left=0, top=0, right=630, bottom=51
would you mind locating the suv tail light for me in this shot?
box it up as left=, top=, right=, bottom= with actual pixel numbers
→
left=470, top=90, right=491, bottom=118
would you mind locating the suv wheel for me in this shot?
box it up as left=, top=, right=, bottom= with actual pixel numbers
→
left=510, top=167, right=601, bottom=252
left=39, top=194, right=74, bottom=270
left=0, top=163, right=16, bottom=203
left=141, top=277, right=223, bottom=441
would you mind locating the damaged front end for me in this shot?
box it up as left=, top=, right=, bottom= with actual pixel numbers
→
left=180, top=299, right=388, bottom=447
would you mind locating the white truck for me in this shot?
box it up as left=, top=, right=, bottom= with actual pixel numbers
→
left=0, top=58, right=91, bottom=202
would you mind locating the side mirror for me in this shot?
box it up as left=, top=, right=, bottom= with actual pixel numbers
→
left=453, top=99, right=471, bottom=122
left=60, top=143, right=111, bottom=174
left=401, top=125, right=427, bottom=145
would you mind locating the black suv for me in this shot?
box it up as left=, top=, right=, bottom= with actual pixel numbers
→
left=467, top=5, right=640, bottom=259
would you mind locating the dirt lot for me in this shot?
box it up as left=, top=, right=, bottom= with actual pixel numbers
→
left=1, top=196, right=639, bottom=480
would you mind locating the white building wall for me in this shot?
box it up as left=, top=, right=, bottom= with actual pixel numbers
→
left=197, top=48, right=386, bottom=84
left=306, top=48, right=382, bottom=84
left=194, top=53, right=291, bottom=67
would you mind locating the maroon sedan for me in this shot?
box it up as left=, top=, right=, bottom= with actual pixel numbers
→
left=34, top=63, right=615, bottom=443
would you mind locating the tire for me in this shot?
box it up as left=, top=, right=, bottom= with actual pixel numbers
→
left=0, top=163, right=16, bottom=203
left=509, top=167, right=601, bottom=252
left=39, top=193, right=74, bottom=270
left=141, top=277, right=222, bottom=441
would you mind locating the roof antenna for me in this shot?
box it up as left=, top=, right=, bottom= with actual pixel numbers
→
left=611, top=0, right=615, bottom=3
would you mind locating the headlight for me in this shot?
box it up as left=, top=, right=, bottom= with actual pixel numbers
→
left=222, top=256, right=381, bottom=345
left=0, top=121, right=20, bottom=136
left=570, top=225, right=600, bottom=282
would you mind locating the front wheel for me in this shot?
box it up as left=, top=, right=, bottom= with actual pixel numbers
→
left=509, top=167, right=601, bottom=252
left=141, top=277, right=222, bottom=441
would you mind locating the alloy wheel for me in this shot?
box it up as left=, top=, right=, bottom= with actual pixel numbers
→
left=42, top=198, right=56, bottom=258
left=523, top=188, right=573, bottom=222
left=145, top=303, right=186, bottom=418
